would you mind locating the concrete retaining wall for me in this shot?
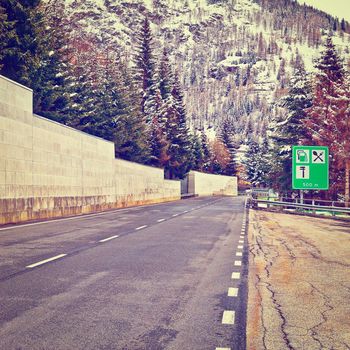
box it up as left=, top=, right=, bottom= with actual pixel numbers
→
left=188, top=171, right=237, bottom=197
left=0, top=75, right=238, bottom=225
left=0, top=75, right=180, bottom=225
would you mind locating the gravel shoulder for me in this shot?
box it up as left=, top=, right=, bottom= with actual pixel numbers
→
left=246, top=210, right=350, bottom=350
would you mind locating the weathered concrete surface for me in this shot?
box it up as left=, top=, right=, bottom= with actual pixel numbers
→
left=0, top=75, right=238, bottom=225
left=247, top=210, right=350, bottom=350
left=188, top=170, right=237, bottom=196
left=0, top=75, right=181, bottom=225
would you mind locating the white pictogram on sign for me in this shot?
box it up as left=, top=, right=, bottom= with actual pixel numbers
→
left=296, top=165, right=309, bottom=179
left=312, top=150, right=325, bottom=164
left=296, top=149, right=309, bottom=163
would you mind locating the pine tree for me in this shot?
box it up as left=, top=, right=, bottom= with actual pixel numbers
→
left=258, top=136, right=272, bottom=187
left=164, top=73, right=192, bottom=179
left=147, top=87, right=169, bottom=167
left=148, top=115, right=169, bottom=167
left=0, top=0, right=71, bottom=123
left=304, top=36, right=349, bottom=201
left=67, top=64, right=97, bottom=132
left=97, top=58, right=150, bottom=164
left=243, top=137, right=268, bottom=187
left=146, top=48, right=175, bottom=167
left=0, top=0, right=44, bottom=85
left=133, top=17, right=158, bottom=121
left=158, top=48, right=173, bottom=101
left=190, top=132, right=204, bottom=171
left=118, top=62, right=150, bottom=163
left=218, top=117, right=237, bottom=176
left=32, top=0, right=71, bottom=123
left=243, top=137, right=261, bottom=186
left=0, top=3, right=14, bottom=70
left=132, top=16, right=168, bottom=165
left=269, top=67, right=313, bottom=191
left=201, top=130, right=211, bottom=172
left=331, top=74, right=350, bottom=204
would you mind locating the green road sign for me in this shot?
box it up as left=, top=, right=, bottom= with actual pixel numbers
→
left=292, top=146, right=329, bottom=190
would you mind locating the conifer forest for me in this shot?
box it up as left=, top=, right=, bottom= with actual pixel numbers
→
left=1, top=0, right=350, bottom=201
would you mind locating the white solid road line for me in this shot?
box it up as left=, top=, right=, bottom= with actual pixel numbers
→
left=234, top=260, right=242, bottom=266
left=135, top=225, right=148, bottom=230
left=157, top=218, right=165, bottom=222
left=231, top=272, right=240, bottom=279
left=99, top=235, right=119, bottom=243
left=228, top=287, right=238, bottom=297
left=222, top=310, right=235, bottom=325
left=26, top=254, right=67, bottom=268
left=236, top=252, right=243, bottom=257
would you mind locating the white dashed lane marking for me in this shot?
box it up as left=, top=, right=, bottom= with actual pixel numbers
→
left=234, top=260, right=242, bottom=266
left=26, top=254, right=67, bottom=268
left=157, top=219, right=165, bottom=222
left=231, top=272, right=240, bottom=279
left=236, top=252, right=242, bottom=257
left=99, top=235, right=119, bottom=243
left=239, top=239, right=244, bottom=243
left=228, top=287, right=238, bottom=297
left=135, top=225, right=148, bottom=230
left=216, top=348, right=231, bottom=350
left=237, top=245, right=243, bottom=249
left=222, top=310, right=235, bottom=325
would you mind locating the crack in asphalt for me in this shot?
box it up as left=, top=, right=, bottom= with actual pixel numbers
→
left=248, top=232, right=268, bottom=350
left=276, top=238, right=297, bottom=264
left=284, top=232, right=350, bottom=269
left=264, top=281, right=295, bottom=350
left=307, top=282, right=335, bottom=350
left=250, top=218, right=294, bottom=350
left=257, top=278, right=269, bottom=350
left=248, top=211, right=350, bottom=350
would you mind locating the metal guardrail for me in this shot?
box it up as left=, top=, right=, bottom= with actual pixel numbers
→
left=249, top=198, right=350, bottom=217
left=279, top=197, right=350, bottom=208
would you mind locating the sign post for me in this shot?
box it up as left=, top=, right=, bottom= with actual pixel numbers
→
left=292, top=146, right=329, bottom=190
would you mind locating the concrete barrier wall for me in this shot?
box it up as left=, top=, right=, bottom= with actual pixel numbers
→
left=0, top=75, right=237, bottom=225
left=188, top=171, right=237, bottom=197
left=0, top=75, right=180, bottom=225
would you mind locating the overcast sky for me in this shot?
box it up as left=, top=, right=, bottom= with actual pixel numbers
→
left=296, top=0, right=350, bottom=22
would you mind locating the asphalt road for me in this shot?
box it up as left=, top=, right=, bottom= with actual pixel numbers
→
left=247, top=210, right=350, bottom=350
left=0, top=196, right=248, bottom=350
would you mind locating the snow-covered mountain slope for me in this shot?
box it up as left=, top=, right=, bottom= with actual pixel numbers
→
left=63, top=0, right=350, bottom=139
